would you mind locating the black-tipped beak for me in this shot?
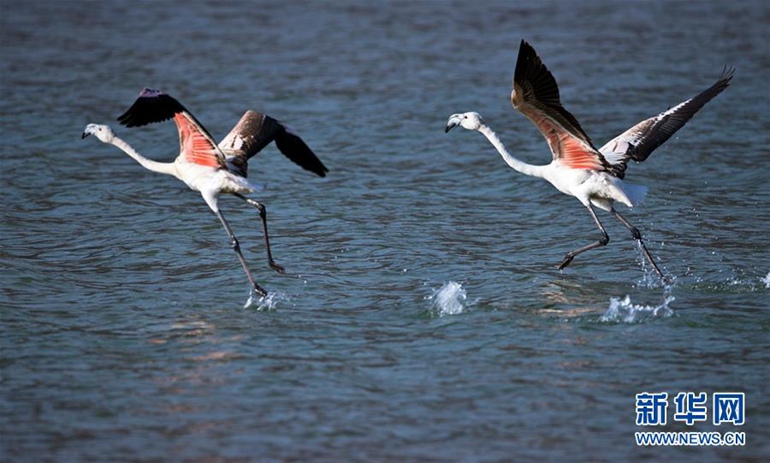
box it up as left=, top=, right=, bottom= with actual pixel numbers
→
left=81, top=132, right=90, bottom=139
left=445, top=114, right=462, bottom=133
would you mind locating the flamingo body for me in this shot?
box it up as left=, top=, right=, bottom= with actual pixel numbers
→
left=83, top=88, right=328, bottom=297
left=447, top=40, right=733, bottom=281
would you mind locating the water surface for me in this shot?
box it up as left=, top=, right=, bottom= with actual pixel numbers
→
left=1, top=1, right=769, bottom=461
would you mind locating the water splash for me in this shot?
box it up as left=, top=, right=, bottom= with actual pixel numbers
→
left=428, top=281, right=468, bottom=316
left=636, top=241, right=673, bottom=289
left=244, top=289, right=284, bottom=311
left=691, top=270, right=770, bottom=292
left=600, top=293, right=675, bottom=323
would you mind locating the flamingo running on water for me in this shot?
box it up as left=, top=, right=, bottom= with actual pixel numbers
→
left=446, top=40, right=733, bottom=282
left=82, top=88, right=328, bottom=298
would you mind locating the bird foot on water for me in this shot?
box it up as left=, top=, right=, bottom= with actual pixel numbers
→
left=656, top=272, right=674, bottom=286
left=556, top=256, right=574, bottom=270
left=253, top=284, right=268, bottom=299
left=270, top=262, right=286, bottom=274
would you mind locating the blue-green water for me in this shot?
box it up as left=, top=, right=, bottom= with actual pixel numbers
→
left=2, top=1, right=769, bottom=461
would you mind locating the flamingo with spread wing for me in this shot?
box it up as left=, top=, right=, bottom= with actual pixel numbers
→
left=447, top=40, right=733, bottom=282
left=83, top=88, right=328, bottom=298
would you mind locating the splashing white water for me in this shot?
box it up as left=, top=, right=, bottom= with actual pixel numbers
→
left=428, top=281, right=468, bottom=316
left=692, top=270, right=770, bottom=292
left=635, top=241, right=674, bottom=289
left=600, top=294, right=675, bottom=323
left=244, top=289, right=284, bottom=310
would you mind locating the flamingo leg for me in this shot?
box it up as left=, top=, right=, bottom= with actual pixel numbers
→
left=610, top=209, right=670, bottom=284
left=557, top=204, right=609, bottom=270
left=233, top=193, right=285, bottom=274
left=214, top=209, right=268, bottom=298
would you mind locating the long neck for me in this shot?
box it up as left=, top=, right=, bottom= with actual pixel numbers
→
left=478, top=124, right=545, bottom=178
left=110, top=136, right=177, bottom=177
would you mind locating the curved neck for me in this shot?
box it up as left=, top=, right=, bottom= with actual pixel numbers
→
left=110, top=136, right=177, bottom=177
left=478, top=124, right=545, bottom=178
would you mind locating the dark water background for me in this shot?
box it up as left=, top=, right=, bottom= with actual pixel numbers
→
left=1, top=1, right=769, bottom=461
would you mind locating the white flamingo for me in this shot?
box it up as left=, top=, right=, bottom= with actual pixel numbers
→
left=82, top=88, right=328, bottom=298
left=446, top=40, right=733, bottom=282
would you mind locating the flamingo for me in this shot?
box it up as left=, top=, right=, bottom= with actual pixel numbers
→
left=82, top=88, right=328, bottom=298
left=446, top=40, right=733, bottom=282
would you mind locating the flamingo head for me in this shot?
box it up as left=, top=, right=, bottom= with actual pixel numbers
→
left=445, top=112, right=484, bottom=133
left=82, top=123, right=116, bottom=143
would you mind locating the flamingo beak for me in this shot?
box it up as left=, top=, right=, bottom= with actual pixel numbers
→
left=445, top=114, right=462, bottom=133
left=81, top=131, right=91, bottom=139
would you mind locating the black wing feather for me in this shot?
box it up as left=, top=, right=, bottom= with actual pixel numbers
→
left=219, top=111, right=328, bottom=178
left=116, top=88, right=187, bottom=128
left=599, top=67, right=734, bottom=177
left=629, top=67, right=734, bottom=162
left=513, top=40, right=595, bottom=147
left=273, top=122, right=329, bottom=177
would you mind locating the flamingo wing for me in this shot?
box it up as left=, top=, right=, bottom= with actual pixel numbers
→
left=117, top=88, right=226, bottom=169
left=598, top=67, right=734, bottom=178
left=511, top=40, right=610, bottom=172
left=218, top=110, right=328, bottom=178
